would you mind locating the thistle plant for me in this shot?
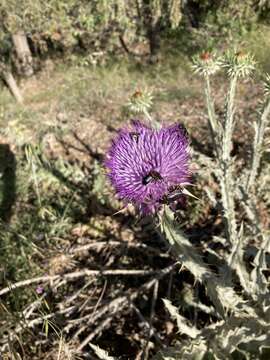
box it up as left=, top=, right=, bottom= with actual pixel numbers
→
left=153, top=51, right=270, bottom=359
left=104, top=51, right=270, bottom=359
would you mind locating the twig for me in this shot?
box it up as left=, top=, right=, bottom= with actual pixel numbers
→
left=0, top=268, right=159, bottom=297
left=1, top=264, right=176, bottom=351
left=70, top=240, right=169, bottom=258
left=76, top=263, right=177, bottom=351
left=0, top=306, right=76, bottom=348
left=81, top=279, right=107, bottom=314
left=23, top=293, right=47, bottom=319
left=62, top=279, right=94, bottom=306
left=150, top=281, right=159, bottom=326
left=143, top=280, right=160, bottom=359
left=77, top=317, right=112, bottom=351
left=131, top=301, right=162, bottom=345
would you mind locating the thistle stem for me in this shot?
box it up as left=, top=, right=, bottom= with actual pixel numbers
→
left=222, top=75, right=237, bottom=165
left=204, top=73, right=238, bottom=245
left=246, top=98, right=270, bottom=192
left=143, top=108, right=160, bottom=129
left=205, top=75, right=219, bottom=155
left=219, top=75, right=238, bottom=245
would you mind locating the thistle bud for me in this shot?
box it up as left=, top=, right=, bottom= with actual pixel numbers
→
left=192, top=51, right=221, bottom=77
left=127, top=89, right=153, bottom=115
left=222, top=50, right=256, bottom=78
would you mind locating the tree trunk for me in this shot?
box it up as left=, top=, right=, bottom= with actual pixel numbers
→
left=140, top=1, right=161, bottom=64
left=2, top=70, right=23, bottom=103
left=12, top=31, right=34, bottom=77
left=147, top=25, right=161, bottom=64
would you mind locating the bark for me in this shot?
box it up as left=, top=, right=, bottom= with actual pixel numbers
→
left=147, top=24, right=161, bottom=63
left=12, top=31, right=33, bottom=77
left=140, top=1, right=161, bottom=64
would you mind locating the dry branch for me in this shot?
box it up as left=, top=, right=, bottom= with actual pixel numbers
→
left=76, top=263, right=177, bottom=351
left=70, top=240, right=170, bottom=258
left=2, top=70, right=23, bottom=103
left=0, top=268, right=160, bottom=297
left=0, top=264, right=177, bottom=351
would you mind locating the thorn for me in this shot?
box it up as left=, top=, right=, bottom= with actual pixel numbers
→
left=112, top=207, right=127, bottom=215
left=182, top=187, right=200, bottom=200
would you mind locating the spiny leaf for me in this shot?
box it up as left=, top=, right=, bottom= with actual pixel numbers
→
left=161, top=207, right=255, bottom=317
left=250, top=234, right=269, bottom=300
left=89, top=343, right=117, bottom=360
left=163, top=299, right=201, bottom=339
left=227, top=222, right=252, bottom=295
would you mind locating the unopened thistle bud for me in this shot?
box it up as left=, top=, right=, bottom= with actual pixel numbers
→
left=127, top=89, right=153, bottom=115
left=222, top=50, right=256, bottom=78
left=192, top=52, right=221, bottom=77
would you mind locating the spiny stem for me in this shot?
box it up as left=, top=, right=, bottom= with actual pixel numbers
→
left=205, top=75, right=219, bottom=138
left=220, top=75, right=238, bottom=245
left=203, top=73, right=238, bottom=245
left=222, top=75, right=237, bottom=164
left=246, top=98, right=270, bottom=191
left=143, top=108, right=160, bottom=129
left=143, top=108, right=153, bottom=123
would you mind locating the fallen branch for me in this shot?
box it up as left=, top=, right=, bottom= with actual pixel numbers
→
left=2, top=70, right=24, bottom=103
left=0, top=268, right=160, bottom=297
left=1, top=263, right=178, bottom=351
left=70, top=240, right=170, bottom=258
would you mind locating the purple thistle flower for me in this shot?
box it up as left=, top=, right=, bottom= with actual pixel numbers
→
left=105, top=121, right=190, bottom=214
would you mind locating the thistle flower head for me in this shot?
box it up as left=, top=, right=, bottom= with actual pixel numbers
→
left=192, top=51, right=222, bottom=77
left=105, top=121, right=190, bottom=214
left=222, top=50, right=256, bottom=78
left=127, top=89, right=153, bottom=115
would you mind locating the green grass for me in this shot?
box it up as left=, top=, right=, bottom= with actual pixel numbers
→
left=0, top=55, right=196, bottom=137
left=243, top=25, right=270, bottom=74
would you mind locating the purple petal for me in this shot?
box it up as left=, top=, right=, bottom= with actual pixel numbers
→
left=105, top=121, right=191, bottom=214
